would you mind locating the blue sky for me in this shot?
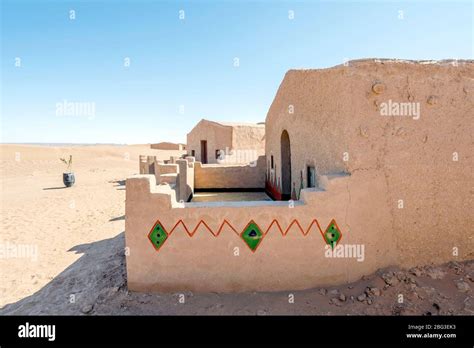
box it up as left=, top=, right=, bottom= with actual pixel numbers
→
left=1, top=0, right=472, bottom=144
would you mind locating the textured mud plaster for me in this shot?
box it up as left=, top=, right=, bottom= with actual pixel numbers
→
left=150, top=142, right=186, bottom=150
left=265, top=59, right=473, bottom=267
left=194, top=156, right=265, bottom=189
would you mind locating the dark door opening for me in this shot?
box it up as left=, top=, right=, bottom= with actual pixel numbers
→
left=200, top=140, right=208, bottom=164
left=280, top=130, right=291, bottom=200
left=307, top=166, right=316, bottom=188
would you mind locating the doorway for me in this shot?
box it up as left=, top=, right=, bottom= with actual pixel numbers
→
left=200, top=140, right=208, bottom=164
left=280, top=130, right=291, bottom=200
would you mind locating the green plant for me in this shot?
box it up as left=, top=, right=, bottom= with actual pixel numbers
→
left=60, top=155, right=73, bottom=172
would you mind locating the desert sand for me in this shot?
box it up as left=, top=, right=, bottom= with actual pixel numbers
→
left=0, top=144, right=472, bottom=315
left=0, top=144, right=180, bottom=310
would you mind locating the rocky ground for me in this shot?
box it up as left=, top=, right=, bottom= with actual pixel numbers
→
left=1, top=231, right=472, bottom=315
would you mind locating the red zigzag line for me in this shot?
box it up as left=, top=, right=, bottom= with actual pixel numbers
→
left=166, top=218, right=326, bottom=239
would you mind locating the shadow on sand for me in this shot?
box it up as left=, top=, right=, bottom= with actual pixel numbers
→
left=0, top=233, right=127, bottom=315
left=109, top=179, right=126, bottom=190
left=0, top=230, right=304, bottom=315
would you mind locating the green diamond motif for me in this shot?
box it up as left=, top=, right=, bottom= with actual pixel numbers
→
left=240, top=221, right=264, bottom=252
left=148, top=221, right=168, bottom=251
left=324, top=220, right=342, bottom=250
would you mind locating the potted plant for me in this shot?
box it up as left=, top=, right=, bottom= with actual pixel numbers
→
left=60, top=155, right=75, bottom=187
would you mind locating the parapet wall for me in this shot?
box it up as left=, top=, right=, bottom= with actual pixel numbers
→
left=176, top=158, right=194, bottom=202
left=125, top=170, right=399, bottom=292
left=150, top=142, right=185, bottom=150
left=194, top=156, right=265, bottom=190
left=139, top=155, right=195, bottom=202
left=139, top=155, right=157, bottom=175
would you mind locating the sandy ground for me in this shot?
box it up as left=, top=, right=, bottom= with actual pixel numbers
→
left=0, top=144, right=472, bottom=315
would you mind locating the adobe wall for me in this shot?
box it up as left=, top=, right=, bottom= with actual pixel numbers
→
left=230, top=125, right=266, bottom=162
left=194, top=156, right=265, bottom=190
left=265, top=59, right=474, bottom=267
left=186, top=120, right=233, bottom=164
left=156, top=163, right=178, bottom=175
left=125, top=172, right=396, bottom=292
left=176, top=159, right=194, bottom=202
left=139, top=155, right=158, bottom=175
left=151, top=142, right=185, bottom=151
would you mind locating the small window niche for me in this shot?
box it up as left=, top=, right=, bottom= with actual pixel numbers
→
left=191, top=150, right=195, bottom=157
left=307, top=166, right=316, bottom=188
left=215, top=149, right=221, bottom=160
left=271, top=155, right=274, bottom=169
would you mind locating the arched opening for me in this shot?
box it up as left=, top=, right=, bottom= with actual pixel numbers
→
left=280, top=130, right=292, bottom=200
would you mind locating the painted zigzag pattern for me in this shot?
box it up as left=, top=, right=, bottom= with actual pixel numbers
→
left=148, top=218, right=343, bottom=252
